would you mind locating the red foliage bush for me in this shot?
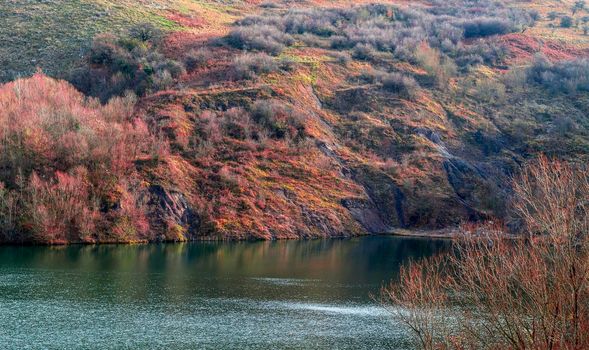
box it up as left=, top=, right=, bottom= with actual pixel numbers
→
left=0, top=74, right=161, bottom=243
left=24, top=169, right=98, bottom=244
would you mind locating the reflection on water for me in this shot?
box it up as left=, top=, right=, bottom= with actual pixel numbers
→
left=0, top=236, right=448, bottom=349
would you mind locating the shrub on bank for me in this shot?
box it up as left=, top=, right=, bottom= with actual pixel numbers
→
left=0, top=74, right=162, bottom=243
left=415, top=45, right=457, bottom=87
left=382, top=157, right=589, bottom=349
left=128, top=22, right=163, bottom=43
left=352, top=44, right=378, bottom=61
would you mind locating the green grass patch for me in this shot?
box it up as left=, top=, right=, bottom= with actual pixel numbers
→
left=0, top=0, right=182, bottom=82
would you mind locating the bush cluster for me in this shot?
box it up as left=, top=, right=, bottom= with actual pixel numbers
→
left=227, top=25, right=294, bottom=55
left=460, top=18, right=514, bottom=38
left=250, top=100, right=307, bottom=140
left=454, top=40, right=509, bottom=70
left=361, top=69, right=421, bottom=99
left=229, top=52, right=296, bottom=80
left=190, top=100, right=307, bottom=161
left=381, top=73, right=420, bottom=99
left=226, top=1, right=534, bottom=70
left=230, top=53, right=280, bottom=80
left=0, top=74, right=165, bottom=243
left=69, top=23, right=185, bottom=101
left=528, top=55, right=589, bottom=93
left=184, top=48, right=212, bottom=72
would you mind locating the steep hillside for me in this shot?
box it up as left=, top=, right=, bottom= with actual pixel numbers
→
left=1, top=0, right=589, bottom=243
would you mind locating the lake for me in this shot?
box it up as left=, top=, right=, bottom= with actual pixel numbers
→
left=0, top=236, right=448, bottom=349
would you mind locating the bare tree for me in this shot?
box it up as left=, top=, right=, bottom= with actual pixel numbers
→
left=381, top=156, right=589, bottom=349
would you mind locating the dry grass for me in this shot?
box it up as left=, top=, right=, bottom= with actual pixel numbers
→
left=519, top=0, right=589, bottom=47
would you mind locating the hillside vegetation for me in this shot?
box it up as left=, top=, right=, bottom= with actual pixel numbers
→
left=1, top=0, right=589, bottom=243
left=0, top=0, right=243, bottom=81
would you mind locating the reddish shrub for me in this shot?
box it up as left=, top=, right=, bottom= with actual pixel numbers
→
left=23, top=169, right=98, bottom=244
left=0, top=74, right=160, bottom=243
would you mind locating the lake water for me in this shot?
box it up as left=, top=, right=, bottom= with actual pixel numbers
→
left=0, top=236, right=448, bottom=349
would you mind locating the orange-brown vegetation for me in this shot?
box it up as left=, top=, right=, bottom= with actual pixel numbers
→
left=140, top=91, right=366, bottom=240
left=501, top=33, right=589, bottom=63
left=2, top=0, right=589, bottom=243
left=166, top=12, right=206, bottom=29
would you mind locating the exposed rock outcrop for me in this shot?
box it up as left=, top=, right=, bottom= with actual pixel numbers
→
left=351, top=165, right=406, bottom=229
left=342, top=198, right=390, bottom=234
left=146, top=185, right=200, bottom=241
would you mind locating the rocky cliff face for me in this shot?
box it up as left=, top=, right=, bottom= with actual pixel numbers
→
left=145, top=185, right=200, bottom=241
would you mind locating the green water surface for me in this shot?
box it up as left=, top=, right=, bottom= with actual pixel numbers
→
left=0, top=236, right=447, bottom=349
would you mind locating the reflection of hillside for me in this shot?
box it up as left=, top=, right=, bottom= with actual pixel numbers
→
left=200, top=237, right=447, bottom=280
left=0, top=238, right=448, bottom=304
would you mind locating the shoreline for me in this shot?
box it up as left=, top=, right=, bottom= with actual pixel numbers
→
left=387, top=228, right=460, bottom=240
left=0, top=229, right=460, bottom=247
